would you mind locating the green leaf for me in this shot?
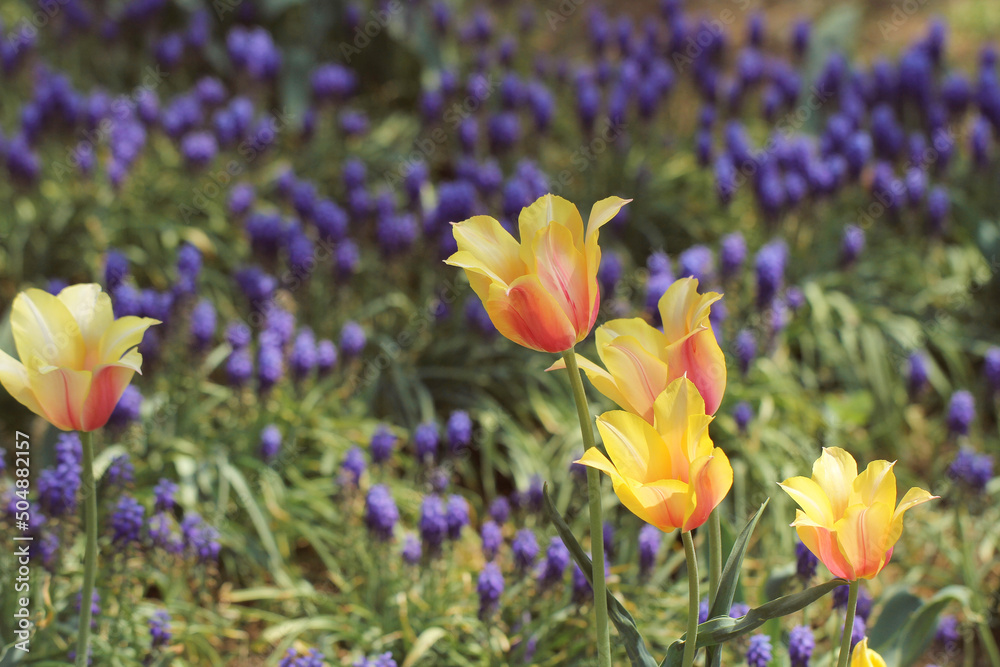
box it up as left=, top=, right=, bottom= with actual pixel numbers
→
left=867, top=590, right=922, bottom=653
left=542, top=484, right=659, bottom=667
left=762, top=564, right=797, bottom=603
left=401, top=627, right=449, bottom=667
left=890, top=586, right=972, bottom=667
left=661, top=579, right=846, bottom=667
left=705, top=499, right=769, bottom=667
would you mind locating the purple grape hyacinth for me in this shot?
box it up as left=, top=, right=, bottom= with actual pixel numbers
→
left=364, top=484, right=399, bottom=541
left=946, top=390, right=975, bottom=435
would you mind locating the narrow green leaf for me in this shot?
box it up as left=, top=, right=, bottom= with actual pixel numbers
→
left=661, top=579, right=846, bottom=667
left=542, top=484, right=659, bottom=667
left=762, top=564, right=797, bottom=603
left=867, top=590, right=922, bottom=653
left=705, top=499, right=769, bottom=667
left=895, top=586, right=971, bottom=667
left=402, top=627, right=449, bottom=667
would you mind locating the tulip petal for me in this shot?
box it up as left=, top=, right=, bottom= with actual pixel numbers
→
left=57, top=284, right=115, bottom=353
left=886, top=487, right=937, bottom=545
left=97, top=316, right=161, bottom=367
left=652, top=377, right=711, bottom=471
left=664, top=330, right=727, bottom=416
left=484, top=276, right=577, bottom=353
left=448, top=216, right=524, bottom=286
left=631, top=479, right=689, bottom=532
left=585, top=196, right=632, bottom=240
left=812, top=447, right=858, bottom=518
left=658, top=279, right=727, bottom=415
left=81, top=363, right=136, bottom=431
left=531, top=223, right=590, bottom=334
left=683, top=448, right=733, bottom=531
left=517, top=195, right=584, bottom=269
left=852, top=460, right=897, bottom=509
left=0, top=349, right=44, bottom=418
left=600, top=335, right=670, bottom=423
left=578, top=448, right=679, bottom=529
left=658, top=278, right=720, bottom=343
left=779, top=476, right=835, bottom=526
left=546, top=354, right=633, bottom=415
left=11, top=288, right=85, bottom=371
left=595, top=410, right=673, bottom=483
left=27, top=365, right=92, bottom=431
left=576, top=447, right=623, bottom=481
left=793, top=516, right=856, bottom=580
left=597, top=318, right=668, bottom=358
left=834, top=502, right=893, bottom=579
left=851, top=638, right=888, bottom=667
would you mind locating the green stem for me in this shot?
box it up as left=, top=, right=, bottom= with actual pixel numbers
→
left=708, top=509, right=722, bottom=607
left=480, top=420, right=496, bottom=503
left=681, top=530, right=700, bottom=667
left=836, top=580, right=860, bottom=667
left=956, top=507, right=1000, bottom=667
left=76, top=430, right=98, bottom=667
left=561, top=349, right=611, bottom=667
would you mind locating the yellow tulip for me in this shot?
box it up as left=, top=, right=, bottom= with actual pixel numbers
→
left=850, top=638, right=887, bottom=667
left=576, top=377, right=733, bottom=533
left=779, top=448, right=936, bottom=581
left=0, top=284, right=159, bottom=432
left=550, top=277, right=727, bottom=418
left=445, top=194, right=630, bottom=353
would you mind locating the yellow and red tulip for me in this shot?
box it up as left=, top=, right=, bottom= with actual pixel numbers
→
left=576, top=377, right=733, bottom=533
left=779, top=447, right=936, bottom=581
left=445, top=194, right=630, bottom=353
left=550, top=277, right=727, bottom=418
left=850, top=638, right=887, bottom=667
left=0, top=284, right=159, bottom=432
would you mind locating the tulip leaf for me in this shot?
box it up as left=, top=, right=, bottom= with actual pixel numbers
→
left=705, top=499, right=769, bottom=667
left=762, top=563, right=797, bottom=602
left=867, top=590, right=923, bottom=653
left=872, top=585, right=972, bottom=667
left=542, top=484, right=659, bottom=667
left=660, top=578, right=847, bottom=667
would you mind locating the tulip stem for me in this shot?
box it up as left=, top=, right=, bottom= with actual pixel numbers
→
left=681, top=530, right=700, bottom=667
left=836, top=580, right=860, bottom=667
left=76, top=430, right=98, bottom=667
left=708, top=508, right=722, bottom=606
left=561, top=349, right=612, bottom=667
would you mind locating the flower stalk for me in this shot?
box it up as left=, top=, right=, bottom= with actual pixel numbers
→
left=836, top=580, right=860, bottom=667
left=76, top=430, right=98, bottom=667
left=562, top=349, right=611, bottom=667
left=681, top=530, right=700, bottom=667
left=708, top=508, right=722, bottom=606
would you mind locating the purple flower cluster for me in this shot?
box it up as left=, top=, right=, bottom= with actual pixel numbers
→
left=38, top=433, right=82, bottom=517
left=788, top=625, right=814, bottom=667
left=280, top=648, right=326, bottom=667
left=353, top=652, right=396, bottom=667
left=477, top=562, right=504, bottom=618
left=364, top=485, right=399, bottom=541
left=948, top=448, right=994, bottom=492
left=746, top=635, right=772, bottom=667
